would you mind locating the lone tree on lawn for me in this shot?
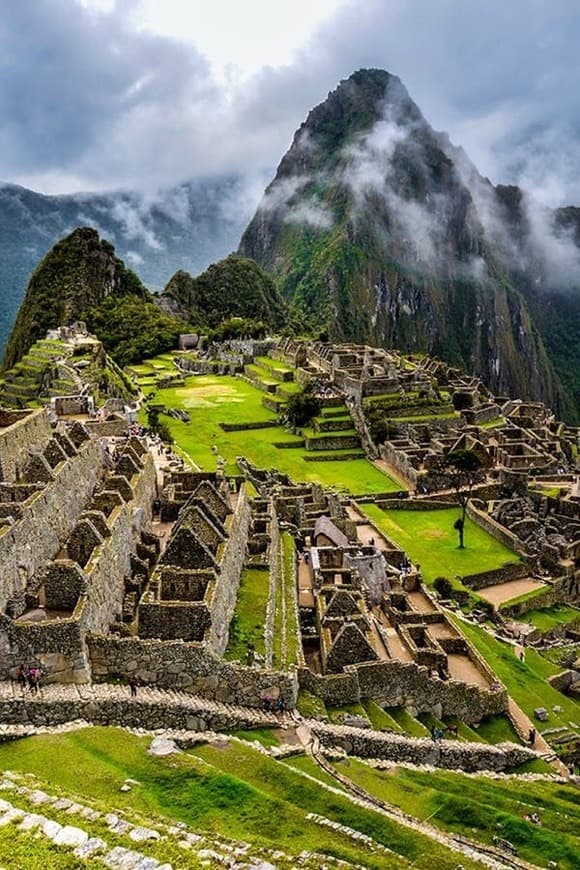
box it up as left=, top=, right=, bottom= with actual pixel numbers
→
left=284, top=385, right=322, bottom=429
left=442, top=448, right=486, bottom=549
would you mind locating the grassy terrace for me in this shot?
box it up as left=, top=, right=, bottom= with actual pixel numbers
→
left=148, top=373, right=399, bottom=494
left=517, top=603, right=580, bottom=632
left=0, top=728, right=485, bottom=869
left=224, top=566, right=270, bottom=662
left=272, top=532, right=300, bottom=669
left=334, top=759, right=580, bottom=870
left=451, top=616, right=580, bottom=732
left=361, top=505, right=520, bottom=585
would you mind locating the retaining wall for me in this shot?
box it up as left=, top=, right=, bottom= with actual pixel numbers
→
left=299, top=658, right=507, bottom=723
left=0, top=438, right=105, bottom=615
left=88, top=635, right=298, bottom=708
left=312, top=722, right=534, bottom=772
left=0, top=409, right=53, bottom=482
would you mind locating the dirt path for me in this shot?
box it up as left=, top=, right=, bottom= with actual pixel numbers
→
left=297, top=556, right=315, bottom=607
left=506, top=697, right=570, bottom=777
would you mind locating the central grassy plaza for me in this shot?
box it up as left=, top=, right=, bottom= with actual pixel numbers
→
left=149, top=374, right=399, bottom=494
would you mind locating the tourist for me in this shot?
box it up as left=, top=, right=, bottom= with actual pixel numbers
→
left=528, top=727, right=536, bottom=746
left=262, top=695, right=271, bottom=712
left=129, top=681, right=137, bottom=698
left=519, top=649, right=525, bottom=662
left=276, top=696, right=285, bottom=714
left=27, top=667, right=40, bottom=694
left=16, top=663, right=27, bottom=689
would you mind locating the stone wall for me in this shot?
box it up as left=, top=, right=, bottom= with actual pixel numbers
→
left=462, top=562, right=528, bottom=591
left=0, top=692, right=278, bottom=732
left=299, top=658, right=507, bottom=723
left=0, top=609, right=89, bottom=683
left=500, top=574, right=580, bottom=618
left=0, top=448, right=157, bottom=683
left=0, top=438, right=105, bottom=615
left=85, top=420, right=128, bottom=438
left=88, top=635, right=298, bottom=707
left=207, top=485, right=251, bottom=655
left=81, top=454, right=157, bottom=635
left=0, top=409, right=53, bottom=482
left=380, top=442, right=418, bottom=487
left=312, top=722, right=534, bottom=772
left=138, top=601, right=211, bottom=641
left=466, top=501, right=528, bottom=556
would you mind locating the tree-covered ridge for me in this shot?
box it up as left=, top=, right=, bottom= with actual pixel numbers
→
left=162, top=254, right=289, bottom=329
left=84, top=296, right=184, bottom=367
left=2, top=227, right=147, bottom=370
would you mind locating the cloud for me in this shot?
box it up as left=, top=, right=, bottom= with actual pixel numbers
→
left=2, top=0, right=580, bottom=214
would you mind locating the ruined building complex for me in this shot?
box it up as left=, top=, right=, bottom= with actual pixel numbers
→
left=0, top=335, right=578, bottom=766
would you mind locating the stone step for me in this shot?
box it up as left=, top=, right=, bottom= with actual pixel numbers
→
left=0, top=681, right=284, bottom=731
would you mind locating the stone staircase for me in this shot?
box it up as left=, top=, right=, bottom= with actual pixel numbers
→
left=0, top=682, right=285, bottom=733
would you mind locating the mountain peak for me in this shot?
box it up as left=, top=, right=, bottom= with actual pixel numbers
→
left=239, top=68, right=579, bottom=421
left=3, top=227, right=145, bottom=369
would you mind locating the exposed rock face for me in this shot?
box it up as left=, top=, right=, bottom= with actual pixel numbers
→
left=239, top=68, right=580, bottom=421
left=3, top=227, right=145, bottom=369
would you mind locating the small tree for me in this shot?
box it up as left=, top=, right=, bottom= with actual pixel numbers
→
left=146, top=405, right=173, bottom=444
left=442, top=448, right=485, bottom=548
left=433, top=576, right=453, bottom=599
left=285, top=385, right=322, bottom=429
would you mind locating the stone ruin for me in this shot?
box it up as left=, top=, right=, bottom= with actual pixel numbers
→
left=0, top=409, right=157, bottom=683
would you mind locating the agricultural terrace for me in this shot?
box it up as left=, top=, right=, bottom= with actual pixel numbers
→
left=0, top=727, right=484, bottom=870
left=145, top=373, right=399, bottom=495
left=361, top=505, right=520, bottom=585
left=331, top=759, right=580, bottom=870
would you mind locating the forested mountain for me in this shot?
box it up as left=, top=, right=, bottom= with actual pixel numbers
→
left=0, top=176, right=255, bottom=357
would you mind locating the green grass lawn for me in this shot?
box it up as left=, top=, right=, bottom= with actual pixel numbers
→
left=334, top=758, right=580, bottom=870
left=224, top=567, right=270, bottom=661
left=451, top=617, right=580, bottom=732
left=147, top=373, right=399, bottom=494
left=0, top=727, right=485, bottom=869
left=523, top=604, right=580, bottom=632
left=362, top=505, right=520, bottom=584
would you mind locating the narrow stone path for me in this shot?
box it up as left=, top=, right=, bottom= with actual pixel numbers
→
left=0, top=681, right=286, bottom=732
left=506, top=697, right=570, bottom=777
left=296, top=724, right=533, bottom=870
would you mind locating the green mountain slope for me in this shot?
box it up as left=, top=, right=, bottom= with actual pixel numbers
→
left=161, top=253, right=288, bottom=329
left=239, top=68, right=579, bottom=421
left=3, top=227, right=184, bottom=370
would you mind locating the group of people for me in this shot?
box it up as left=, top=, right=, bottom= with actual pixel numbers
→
left=262, top=695, right=285, bottom=713
left=16, top=664, right=43, bottom=693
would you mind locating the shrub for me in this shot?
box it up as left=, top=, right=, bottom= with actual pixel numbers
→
left=433, top=576, right=453, bottom=598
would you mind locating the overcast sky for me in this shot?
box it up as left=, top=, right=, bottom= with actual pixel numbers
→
left=2, top=0, right=580, bottom=205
